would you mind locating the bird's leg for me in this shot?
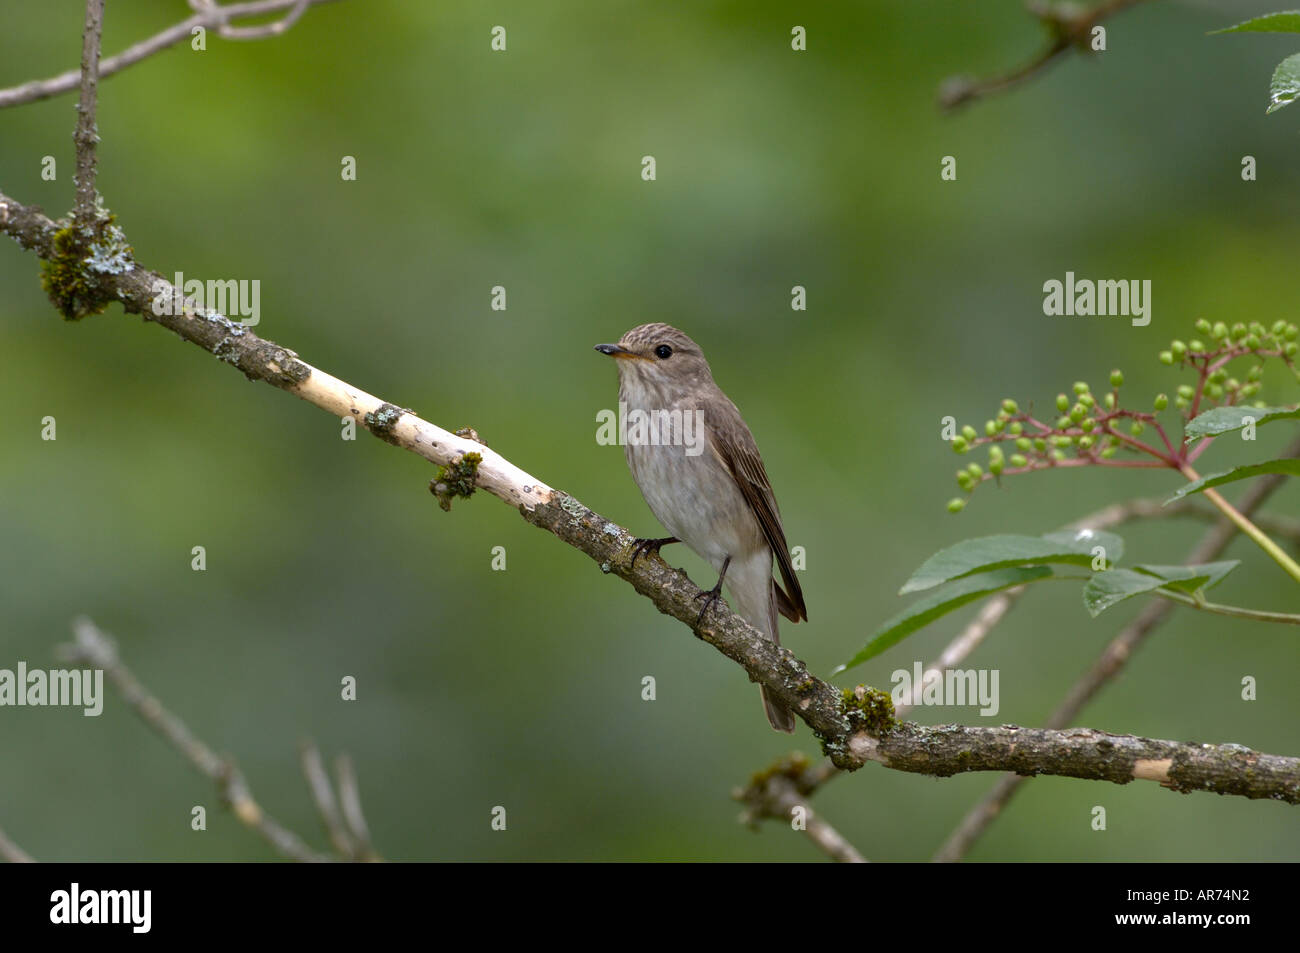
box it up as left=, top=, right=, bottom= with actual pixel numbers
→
left=694, top=555, right=731, bottom=626
left=629, top=536, right=679, bottom=569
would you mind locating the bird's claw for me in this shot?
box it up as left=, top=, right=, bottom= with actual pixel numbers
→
left=629, top=536, right=678, bottom=570
left=694, top=584, right=725, bottom=626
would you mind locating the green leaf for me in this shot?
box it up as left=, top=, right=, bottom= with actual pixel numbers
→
left=1269, top=52, right=1300, bottom=113
left=1165, top=459, right=1300, bottom=504
left=834, top=567, right=1053, bottom=674
left=1211, top=11, right=1300, bottom=34
left=1083, top=562, right=1239, bottom=617
left=1184, top=405, right=1300, bottom=440
left=1132, top=561, right=1239, bottom=590
left=899, top=531, right=1122, bottom=594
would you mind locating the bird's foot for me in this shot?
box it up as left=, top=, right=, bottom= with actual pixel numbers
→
left=694, top=580, right=726, bottom=627
left=629, top=536, right=679, bottom=570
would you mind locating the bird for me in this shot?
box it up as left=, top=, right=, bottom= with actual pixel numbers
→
left=594, top=323, right=807, bottom=732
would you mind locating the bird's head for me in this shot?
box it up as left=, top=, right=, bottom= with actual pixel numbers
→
left=594, top=323, right=713, bottom=389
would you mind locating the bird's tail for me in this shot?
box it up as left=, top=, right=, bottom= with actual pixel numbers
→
left=729, top=555, right=796, bottom=733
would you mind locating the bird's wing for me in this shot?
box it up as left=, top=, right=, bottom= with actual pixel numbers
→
left=706, top=397, right=807, bottom=623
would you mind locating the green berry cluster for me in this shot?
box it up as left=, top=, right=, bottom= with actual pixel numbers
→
left=944, top=320, right=1298, bottom=513
left=1156, top=318, right=1298, bottom=409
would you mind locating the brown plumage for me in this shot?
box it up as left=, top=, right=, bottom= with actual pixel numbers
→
left=595, top=323, right=807, bottom=732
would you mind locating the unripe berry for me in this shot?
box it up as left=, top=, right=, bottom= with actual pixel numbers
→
left=1073, top=381, right=1090, bottom=395
left=1103, top=393, right=1116, bottom=410
left=1286, top=342, right=1299, bottom=357
left=1001, top=399, right=1018, bottom=415
left=985, top=420, right=998, bottom=437
left=1034, top=438, right=1047, bottom=453
left=947, top=498, right=966, bottom=513
left=1240, top=383, right=1259, bottom=398
left=962, top=425, right=978, bottom=442
left=1009, top=453, right=1028, bottom=468
left=1154, top=393, right=1168, bottom=410
left=1177, top=384, right=1195, bottom=399
left=1069, top=403, right=1087, bottom=423
left=1212, top=321, right=1229, bottom=340
left=1130, top=421, right=1144, bottom=436
left=1052, top=449, right=1067, bottom=462
left=1272, top=320, right=1287, bottom=336
left=1008, top=421, right=1023, bottom=436
left=1232, top=323, right=1247, bottom=340
left=1248, top=365, right=1264, bottom=382
left=1195, top=318, right=1212, bottom=335
left=1158, top=351, right=1174, bottom=365
left=1170, top=340, right=1187, bottom=359
left=1056, top=393, right=1070, bottom=413
left=1078, top=435, right=1094, bottom=450
left=967, top=463, right=983, bottom=479
left=1109, top=369, right=1124, bottom=387
left=1015, top=437, right=1032, bottom=451
left=1101, top=446, right=1119, bottom=459
left=1189, top=339, right=1206, bottom=353
left=1080, top=417, right=1095, bottom=432
left=952, top=436, right=968, bottom=454
left=1245, top=334, right=1261, bottom=349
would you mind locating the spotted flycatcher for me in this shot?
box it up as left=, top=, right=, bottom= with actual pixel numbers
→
left=595, top=323, right=807, bottom=732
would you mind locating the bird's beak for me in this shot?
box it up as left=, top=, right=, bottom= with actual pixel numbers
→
left=594, top=343, right=639, bottom=359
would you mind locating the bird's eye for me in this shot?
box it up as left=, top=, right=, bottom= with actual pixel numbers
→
left=654, top=344, right=673, bottom=359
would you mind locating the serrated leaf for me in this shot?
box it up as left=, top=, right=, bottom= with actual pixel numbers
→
left=1083, top=562, right=1239, bottom=617
left=1269, top=52, right=1300, bottom=113
left=1185, top=405, right=1300, bottom=440
left=1211, top=11, right=1300, bottom=34
left=834, top=567, right=1053, bottom=674
left=899, top=531, right=1122, bottom=594
left=1165, top=459, right=1300, bottom=503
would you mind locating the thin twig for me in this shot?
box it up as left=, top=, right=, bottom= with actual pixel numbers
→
left=334, top=754, right=379, bottom=862
left=933, top=442, right=1300, bottom=861
left=61, top=617, right=331, bottom=862
left=300, top=740, right=355, bottom=860
left=0, top=0, right=343, bottom=109
left=72, top=0, right=106, bottom=223
left=0, top=826, right=35, bottom=863
left=939, top=0, right=1150, bottom=111
left=735, top=757, right=866, bottom=862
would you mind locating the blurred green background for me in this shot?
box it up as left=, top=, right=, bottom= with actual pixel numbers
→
left=2, top=0, right=1298, bottom=862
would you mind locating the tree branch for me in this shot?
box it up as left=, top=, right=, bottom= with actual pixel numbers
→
left=0, top=0, right=343, bottom=110
left=72, top=0, right=105, bottom=223
left=735, top=493, right=1245, bottom=836
left=4, top=193, right=1297, bottom=810
left=932, top=447, right=1300, bottom=861
left=60, top=617, right=377, bottom=862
